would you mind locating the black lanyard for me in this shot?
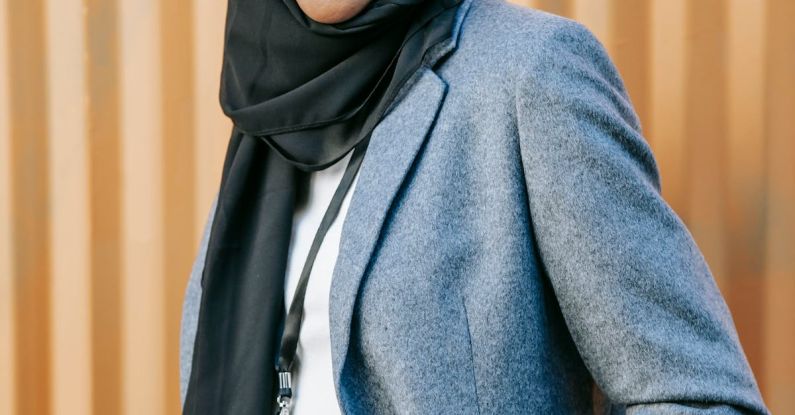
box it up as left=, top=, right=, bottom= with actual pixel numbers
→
left=275, top=137, right=370, bottom=415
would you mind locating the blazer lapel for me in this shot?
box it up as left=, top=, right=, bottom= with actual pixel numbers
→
left=329, top=66, right=448, bottom=388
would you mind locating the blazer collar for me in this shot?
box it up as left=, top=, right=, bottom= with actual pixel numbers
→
left=328, top=0, right=473, bottom=403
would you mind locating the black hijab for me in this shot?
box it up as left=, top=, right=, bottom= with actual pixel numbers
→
left=183, top=0, right=462, bottom=413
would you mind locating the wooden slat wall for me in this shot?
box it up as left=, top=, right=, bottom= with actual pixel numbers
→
left=1, top=0, right=793, bottom=413
left=84, top=0, right=121, bottom=412
left=45, top=0, right=92, bottom=414
left=118, top=1, right=164, bottom=414
left=6, top=2, right=51, bottom=415
left=762, top=0, right=795, bottom=410
left=725, top=0, right=767, bottom=394
left=0, top=0, right=15, bottom=413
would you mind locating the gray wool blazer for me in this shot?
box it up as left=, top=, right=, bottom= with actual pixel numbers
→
left=180, top=0, right=770, bottom=413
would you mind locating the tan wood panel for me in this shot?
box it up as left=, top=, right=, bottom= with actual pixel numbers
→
left=193, top=0, right=230, bottom=237
left=160, top=0, right=196, bottom=412
left=44, top=0, right=93, bottom=412
left=763, top=0, right=795, bottom=411
left=7, top=0, right=51, bottom=413
left=684, top=0, right=729, bottom=287
left=85, top=0, right=123, bottom=413
left=725, top=0, right=768, bottom=389
left=612, top=0, right=650, bottom=135
left=118, top=0, right=165, bottom=413
left=0, top=0, right=16, bottom=412
left=648, top=0, right=687, bottom=213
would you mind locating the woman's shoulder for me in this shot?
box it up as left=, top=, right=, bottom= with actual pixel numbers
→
left=442, top=0, right=636, bottom=131
left=451, top=0, right=615, bottom=86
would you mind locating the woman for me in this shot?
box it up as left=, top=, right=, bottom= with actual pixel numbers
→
left=180, top=0, right=770, bottom=413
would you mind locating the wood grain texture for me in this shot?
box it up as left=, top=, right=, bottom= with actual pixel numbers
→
left=0, top=0, right=16, bottom=412
left=85, top=0, right=123, bottom=412
left=7, top=0, right=51, bottom=413
left=45, top=0, right=92, bottom=412
left=118, top=0, right=165, bottom=413
left=648, top=0, right=687, bottom=212
left=763, top=0, right=795, bottom=411
left=193, top=0, right=230, bottom=236
left=725, top=0, right=767, bottom=393
left=160, top=0, right=195, bottom=412
left=684, top=0, right=729, bottom=288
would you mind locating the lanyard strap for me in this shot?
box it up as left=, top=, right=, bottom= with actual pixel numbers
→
left=275, top=138, right=370, bottom=414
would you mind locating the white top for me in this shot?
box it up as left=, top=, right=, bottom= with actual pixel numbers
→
left=283, top=150, right=359, bottom=415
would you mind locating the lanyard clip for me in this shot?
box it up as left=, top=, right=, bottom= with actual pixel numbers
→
left=276, top=371, right=293, bottom=415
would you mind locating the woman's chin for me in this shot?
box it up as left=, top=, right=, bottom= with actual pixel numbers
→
left=295, top=0, right=372, bottom=24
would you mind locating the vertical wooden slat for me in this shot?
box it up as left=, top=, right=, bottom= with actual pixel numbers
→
left=684, top=0, right=729, bottom=287
left=118, top=0, right=165, bottom=413
left=611, top=0, right=650, bottom=134
left=45, top=0, right=92, bottom=412
left=7, top=0, right=51, bottom=412
left=160, top=0, right=195, bottom=411
left=85, top=0, right=123, bottom=412
left=763, top=0, right=795, bottom=410
left=193, top=0, right=229, bottom=237
left=725, top=0, right=767, bottom=389
left=0, top=0, right=16, bottom=413
left=648, top=0, right=687, bottom=212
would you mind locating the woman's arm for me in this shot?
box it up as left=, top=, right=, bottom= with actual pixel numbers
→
left=516, top=18, right=768, bottom=414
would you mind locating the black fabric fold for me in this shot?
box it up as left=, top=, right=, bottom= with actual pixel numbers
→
left=183, top=0, right=462, bottom=413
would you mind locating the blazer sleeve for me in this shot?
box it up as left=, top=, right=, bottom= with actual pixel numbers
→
left=515, top=19, right=769, bottom=415
left=179, top=195, right=217, bottom=408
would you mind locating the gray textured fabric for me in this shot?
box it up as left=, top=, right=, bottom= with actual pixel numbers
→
left=179, top=0, right=769, bottom=413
